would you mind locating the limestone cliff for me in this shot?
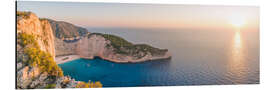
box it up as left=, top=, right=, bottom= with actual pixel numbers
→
left=17, top=12, right=55, bottom=59
left=45, top=21, right=171, bottom=63
left=54, top=32, right=171, bottom=63
left=54, top=38, right=79, bottom=56
left=43, top=17, right=171, bottom=63
left=77, top=33, right=171, bottom=63
left=16, top=11, right=78, bottom=89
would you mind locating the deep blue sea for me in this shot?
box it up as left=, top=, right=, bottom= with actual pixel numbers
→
left=58, top=27, right=259, bottom=87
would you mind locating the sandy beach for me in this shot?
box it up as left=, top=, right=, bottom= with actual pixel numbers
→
left=55, top=55, right=81, bottom=64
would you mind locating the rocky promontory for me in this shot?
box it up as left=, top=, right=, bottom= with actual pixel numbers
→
left=16, top=11, right=78, bottom=88
left=76, top=33, right=171, bottom=63
left=54, top=32, right=172, bottom=63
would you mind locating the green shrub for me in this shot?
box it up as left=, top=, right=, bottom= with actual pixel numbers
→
left=18, top=33, right=63, bottom=77
left=43, top=39, right=49, bottom=46
left=39, top=18, right=47, bottom=21
left=76, top=81, right=102, bottom=88
left=17, top=33, right=38, bottom=47
left=45, top=84, right=56, bottom=89
left=24, top=47, right=63, bottom=77
left=17, top=11, right=30, bottom=19
left=89, top=33, right=167, bottom=57
left=89, top=33, right=133, bottom=54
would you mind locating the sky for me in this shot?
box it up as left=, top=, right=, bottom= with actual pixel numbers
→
left=17, top=1, right=259, bottom=30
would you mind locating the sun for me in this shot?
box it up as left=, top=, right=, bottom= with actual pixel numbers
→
left=229, top=15, right=246, bottom=28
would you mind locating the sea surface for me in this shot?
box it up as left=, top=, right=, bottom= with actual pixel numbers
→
left=58, top=27, right=259, bottom=87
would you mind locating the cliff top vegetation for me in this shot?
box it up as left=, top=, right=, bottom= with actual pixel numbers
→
left=89, top=33, right=168, bottom=58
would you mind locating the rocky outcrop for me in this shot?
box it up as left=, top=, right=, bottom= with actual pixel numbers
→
left=17, top=66, right=40, bottom=88
left=17, top=12, right=55, bottom=58
left=16, top=11, right=78, bottom=89
left=55, top=33, right=171, bottom=63
left=77, top=33, right=171, bottom=63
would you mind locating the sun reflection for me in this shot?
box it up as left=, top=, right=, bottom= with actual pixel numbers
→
left=231, top=30, right=244, bottom=65
left=233, top=31, right=242, bottom=55
left=226, top=30, right=248, bottom=84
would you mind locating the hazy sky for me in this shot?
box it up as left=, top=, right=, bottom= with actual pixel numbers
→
left=17, top=1, right=259, bottom=30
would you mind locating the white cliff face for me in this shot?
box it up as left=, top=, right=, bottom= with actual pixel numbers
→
left=17, top=12, right=76, bottom=89
left=54, top=38, right=78, bottom=56
left=17, top=13, right=55, bottom=58
left=40, top=20, right=55, bottom=58
left=55, top=34, right=171, bottom=63
left=77, top=35, right=114, bottom=59
left=74, top=34, right=171, bottom=63
left=17, top=13, right=55, bottom=87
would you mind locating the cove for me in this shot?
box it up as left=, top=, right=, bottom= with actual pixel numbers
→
left=58, top=57, right=173, bottom=87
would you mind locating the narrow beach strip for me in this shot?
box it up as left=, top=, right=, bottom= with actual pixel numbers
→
left=55, top=55, right=81, bottom=64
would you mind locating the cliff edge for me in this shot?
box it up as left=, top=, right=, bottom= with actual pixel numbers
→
left=16, top=11, right=80, bottom=88
left=77, top=33, right=171, bottom=63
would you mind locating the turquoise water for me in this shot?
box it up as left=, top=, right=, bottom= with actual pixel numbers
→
left=59, top=57, right=175, bottom=87
left=58, top=28, right=259, bottom=87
